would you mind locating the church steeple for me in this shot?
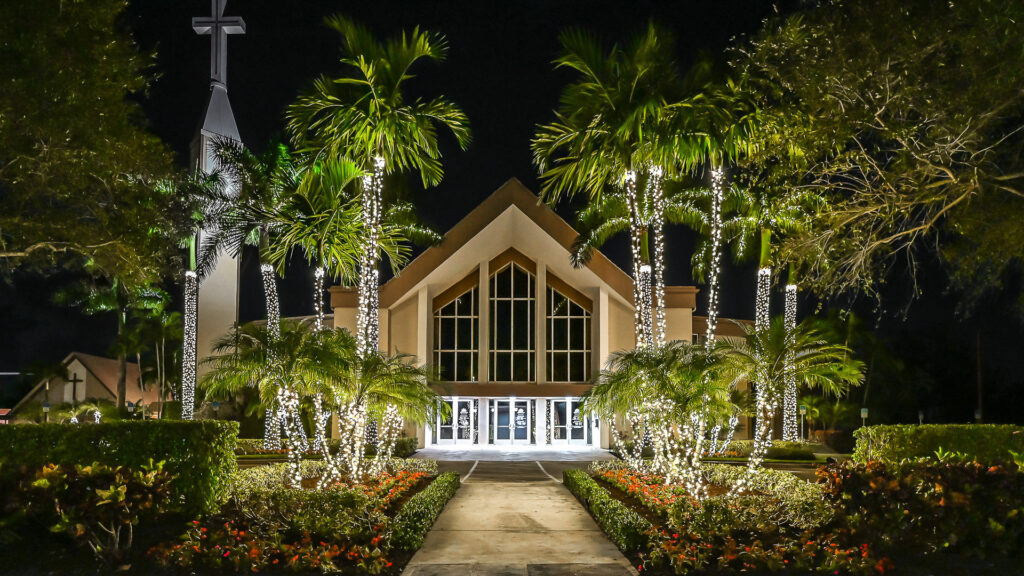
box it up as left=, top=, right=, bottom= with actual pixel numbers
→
left=191, top=0, right=245, bottom=162
left=190, top=0, right=245, bottom=377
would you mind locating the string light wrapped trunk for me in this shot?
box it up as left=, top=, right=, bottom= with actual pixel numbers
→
left=260, top=263, right=283, bottom=450
left=783, top=283, right=799, bottom=441
left=181, top=271, right=198, bottom=420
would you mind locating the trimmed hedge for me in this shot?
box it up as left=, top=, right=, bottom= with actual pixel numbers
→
left=236, top=436, right=419, bottom=457
left=717, top=440, right=819, bottom=460
left=564, top=468, right=653, bottom=553
left=390, top=471, right=460, bottom=551
left=853, top=424, right=1024, bottom=464
left=0, top=421, right=238, bottom=516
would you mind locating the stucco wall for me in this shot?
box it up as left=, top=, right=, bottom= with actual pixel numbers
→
left=388, top=296, right=419, bottom=358
left=607, top=298, right=636, bottom=357
left=665, top=308, right=693, bottom=343
left=333, top=307, right=357, bottom=334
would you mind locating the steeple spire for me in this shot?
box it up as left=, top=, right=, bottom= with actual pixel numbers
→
left=192, top=0, right=245, bottom=87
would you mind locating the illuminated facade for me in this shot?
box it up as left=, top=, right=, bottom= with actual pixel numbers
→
left=330, top=179, right=749, bottom=449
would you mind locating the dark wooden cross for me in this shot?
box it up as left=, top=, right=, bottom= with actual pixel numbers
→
left=68, top=372, right=83, bottom=404
left=192, top=0, right=245, bottom=86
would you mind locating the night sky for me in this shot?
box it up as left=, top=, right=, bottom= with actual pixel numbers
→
left=1, top=1, right=1021, bottom=423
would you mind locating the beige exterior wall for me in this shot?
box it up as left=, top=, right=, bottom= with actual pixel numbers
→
left=326, top=180, right=713, bottom=450
left=665, top=308, right=693, bottom=343
left=388, top=296, right=419, bottom=356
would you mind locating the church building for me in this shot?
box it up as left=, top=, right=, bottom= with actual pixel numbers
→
left=329, top=178, right=748, bottom=450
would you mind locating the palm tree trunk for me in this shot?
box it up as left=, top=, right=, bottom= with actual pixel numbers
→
left=783, top=264, right=798, bottom=441
left=182, top=231, right=199, bottom=420
left=705, top=167, right=725, bottom=347
left=260, top=258, right=283, bottom=450
left=753, top=228, right=771, bottom=444
left=648, top=167, right=666, bottom=346
left=356, top=158, right=385, bottom=359
left=624, top=170, right=654, bottom=349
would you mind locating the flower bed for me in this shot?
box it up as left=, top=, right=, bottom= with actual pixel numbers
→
left=573, top=459, right=1024, bottom=574
left=150, top=459, right=458, bottom=574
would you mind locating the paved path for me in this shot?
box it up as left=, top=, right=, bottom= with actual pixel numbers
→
left=403, top=460, right=637, bottom=576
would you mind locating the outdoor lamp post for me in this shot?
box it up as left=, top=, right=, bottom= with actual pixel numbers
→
left=128, top=402, right=135, bottom=418
left=799, top=404, right=807, bottom=442
left=42, top=401, right=50, bottom=423
left=860, top=407, right=869, bottom=428
left=212, top=401, right=220, bottom=418
left=918, top=410, right=924, bottom=425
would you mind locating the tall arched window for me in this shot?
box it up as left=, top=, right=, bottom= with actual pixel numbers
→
left=489, top=263, right=535, bottom=381
left=433, top=286, right=478, bottom=381
left=546, top=285, right=591, bottom=382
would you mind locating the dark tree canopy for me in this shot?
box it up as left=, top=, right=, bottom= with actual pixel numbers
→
left=0, top=0, right=177, bottom=287
left=732, top=0, right=1024, bottom=314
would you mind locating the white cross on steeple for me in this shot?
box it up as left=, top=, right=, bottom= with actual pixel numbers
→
left=192, top=0, right=245, bottom=86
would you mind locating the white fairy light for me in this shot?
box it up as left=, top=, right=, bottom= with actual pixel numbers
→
left=260, top=263, right=282, bottom=450
left=93, top=410, right=101, bottom=424
left=705, top=167, right=724, bottom=347
left=647, top=165, right=667, bottom=347
left=755, top=267, right=771, bottom=332
left=783, top=284, right=799, bottom=442
left=70, top=416, right=79, bottom=425
left=313, top=266, right=326, bottom=332
left=623, top=170, right=654, bottom=350
left=182, top=271, right=198, bottom=421
left=356, top=156, right=385, bottom=359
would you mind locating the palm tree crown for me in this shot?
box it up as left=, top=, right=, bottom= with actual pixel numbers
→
left=286, top=15, right=470, bottom=181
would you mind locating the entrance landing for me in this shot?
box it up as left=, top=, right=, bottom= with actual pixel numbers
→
left=413, top=446, right=617, bottom=462
left=403, top=461, right=636, bottom=576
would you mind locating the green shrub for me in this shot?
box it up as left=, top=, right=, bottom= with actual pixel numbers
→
left=853, top=424, right=1024, bottom=464
left=819, top=459, right=1024, bottom=559
left=232, top=481, right=384, bottom=541
left=695, top=464, right=831, bottom=529
left=21, top=460, right=174, bottom=562
left=389, top=458, right=438, bottom=476
left=390, top=471, right=460, bottom=551
left=0, top=421, right=238, bottom=516
left=717, top=440, right=818, bottom=460
left=393, top=437, right=419, bottom=458
left=563, top=469, right=654, bottom=553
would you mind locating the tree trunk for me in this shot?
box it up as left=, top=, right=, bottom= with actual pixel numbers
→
left=705, top=167, right=725, bottom=347
left=357, top=158, right=385, bottom=358
left=648, top=167, right=666, bottom=346
left=182, top=271, right=198, bottom=420
left=783, top=266, right=798, bottom=442
left=259, top=257, right=283, bottom=450
left=116, top=308, right=127, bottom=414
left=624, top=170, right=654, bottom=349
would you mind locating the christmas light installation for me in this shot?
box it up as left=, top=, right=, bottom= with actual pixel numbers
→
left=313, top=266, right=326, bottom=332
left=705, top=167, right=724, bottom=346
left=648, top=165, right=667, bottom=346
left=181, top=271, right=198, bottom=421
left=356, top=156, right=385, bottom=359
left=260, top=263, right=282, bottom=450
left=783, top=283, right=799, bottom=441
left=752, top=266, right=771, bottom=442
left=93, top=410, right=101, bottom=424
left=624, top=170, right=654, bottom=349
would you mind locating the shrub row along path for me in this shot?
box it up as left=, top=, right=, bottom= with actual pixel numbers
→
left=403, top=450, right=637, bottom=576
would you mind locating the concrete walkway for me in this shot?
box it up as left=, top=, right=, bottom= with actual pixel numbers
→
left=403, top=461, right=637, bottom=576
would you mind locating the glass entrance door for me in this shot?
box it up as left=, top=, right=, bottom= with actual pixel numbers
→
left=552, top=399, right=590, bottom=445
left=493, top=399, right=531, bottom=444
left=436, top=398, right=475, bottom=445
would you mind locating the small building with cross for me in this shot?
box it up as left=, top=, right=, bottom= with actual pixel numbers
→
left=8, top=353, right=159, bottom=422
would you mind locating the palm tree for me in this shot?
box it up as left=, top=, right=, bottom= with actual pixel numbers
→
left=720, top=316, right=864, bottom=472
left=197, top=139, right=299, bottom=446
left=271, top=158, right=429, bottom=331
left=533, top=24, right=684, bottom=348
left=287, top=15, right=470, bottom=359
left=201, top=319, right=339, bottom=484
left=311, top=328, right=446, bottom=485
left=154, top=170, right=227, bottom=421
left=583, top=339, right=735, bottom=495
